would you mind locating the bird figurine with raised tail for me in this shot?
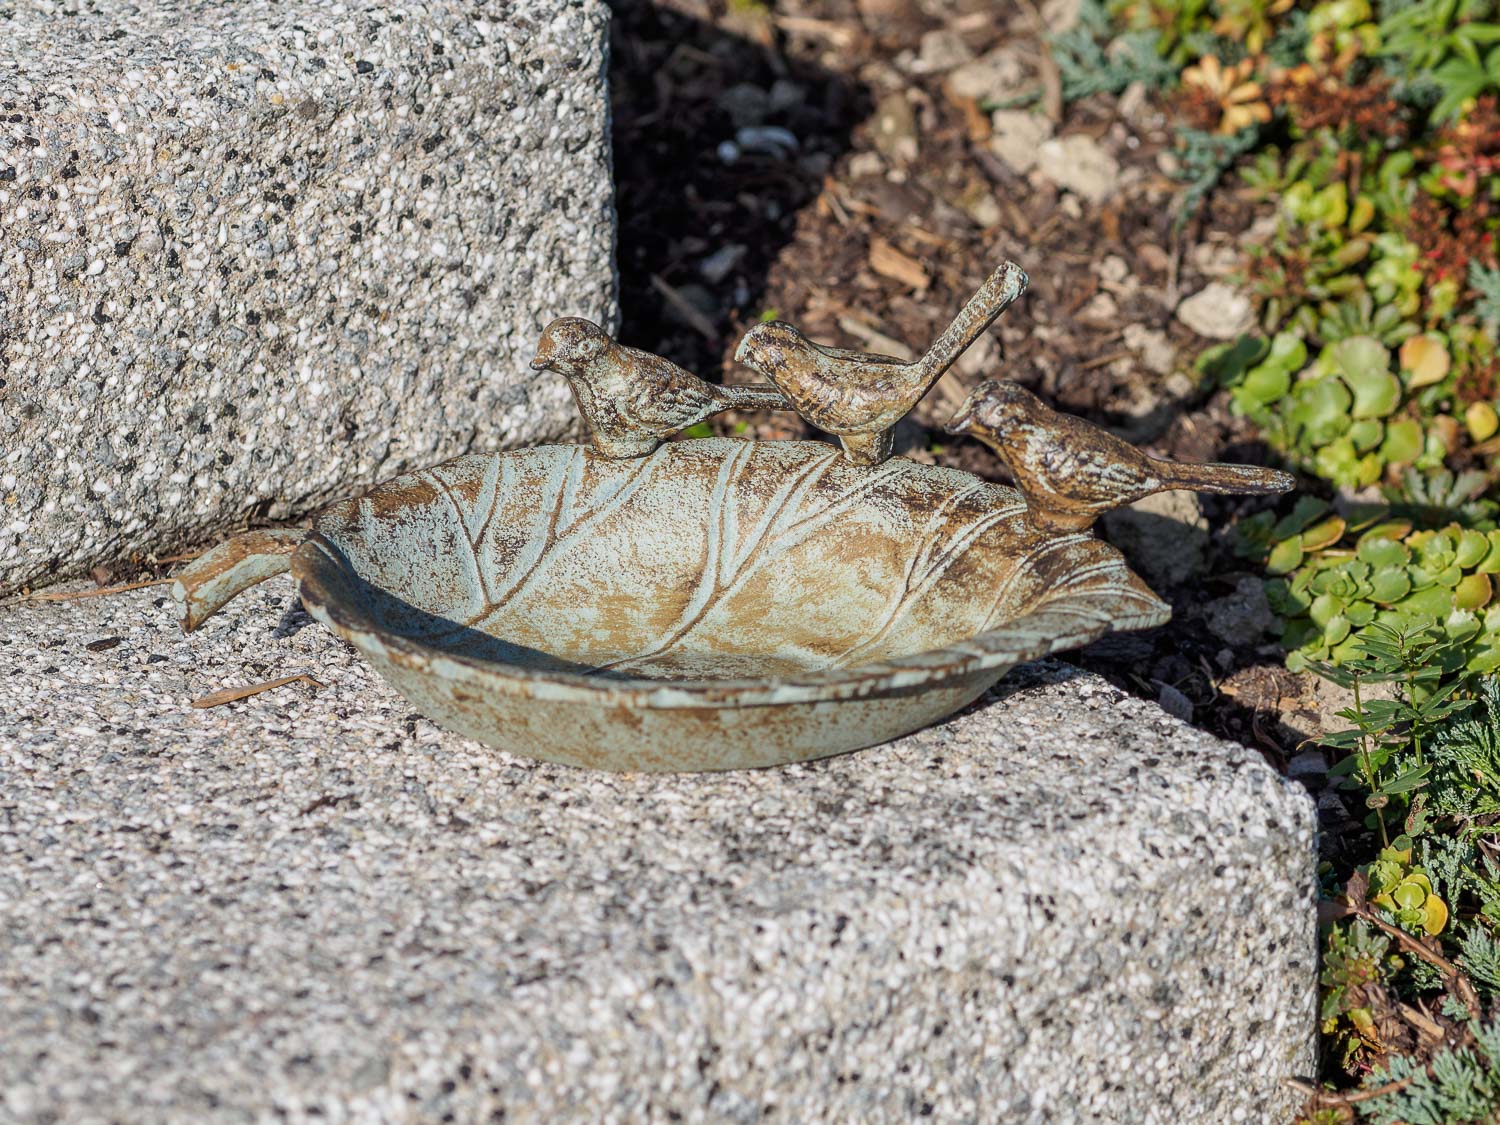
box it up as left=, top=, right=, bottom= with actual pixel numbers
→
left=944, top=379, right=1296, bottom=533
left=531, top=318, right=791, bottom=458
left=734, top=260, right=1029, bottom=466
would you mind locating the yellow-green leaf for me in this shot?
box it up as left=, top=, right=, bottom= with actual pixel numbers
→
left=1399, top=333, right=1451, bottom=388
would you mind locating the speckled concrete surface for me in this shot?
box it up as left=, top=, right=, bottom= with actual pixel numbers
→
left=0, top=578, right=1317, bottom=1122
left=0, top=0, right=616, bottom=595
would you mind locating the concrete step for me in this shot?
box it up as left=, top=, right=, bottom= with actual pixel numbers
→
left=0, top=577, right=1316, bottom=1122
left=0, top=0, right=615, bottom=595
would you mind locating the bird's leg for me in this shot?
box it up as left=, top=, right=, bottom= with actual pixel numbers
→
left=1020, top=502, right=1100, bottom=535
left=591, top=434, right=664, bottom=459
left=837, top=428, right=896, bottom=466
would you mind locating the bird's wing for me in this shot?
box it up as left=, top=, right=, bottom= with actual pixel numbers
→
left=808, top=339, right=910, bottom=366
left=624, top=352, right=722, bottom=429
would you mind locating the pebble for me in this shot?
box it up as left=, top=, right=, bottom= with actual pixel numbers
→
left=1203, top=577, right=1278, bottom=647
left=947, top=46, right=1031, bottom=103
left=1176, top=283, right=1256, bottom=340
left=1100, top=490, right=1210, bottom=588
left=988, top=109, right=1054, bottom=175
left=1037, top=134, right=1121, bottom=205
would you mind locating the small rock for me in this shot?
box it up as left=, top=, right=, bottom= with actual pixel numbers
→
left=847, top=151, right=885, bottom=178
left=1122, top=324, right=1178, bottom=377
left=956, top=184, right=1003, bottom=229
left=1100, top=490, right=1209, bottom=589
left=1176, top=283, right=1255, bottom=340
left=1156, top=150, right=1181, bottom=176
left=698, top=245, right=746, bottom=285
left=948, top=46, right=1030, bottom=103
left=1116, top=81, right=1151, bottom=126
left=988, top=109, right=1053, bottom=175
left=1097, top=255, right=1130, bottom=286
left=871, top=92, right=919, bottom=165
left=1286, top=751, right=1328, bottom=782
left=1041, top=0, right=1082, bottom=33
left=1157, top=683, right=1194, bottom=722
left=1189, top=241, right=1240, bottom=279
left=914, top=28, right=974, bottom=74
left=1202, top=577, right=1276, bottom=647
left=1136, top=243, right=1170, bottom=274
left=1076, top=291, right=1118, bottom=325
left=768, top=79, right=804, bottom=115
left=735, top=125, right=798, bottom=159
left=719, top=83, right=769, bottom=128
left=1238, top=212, right=1278, bottom=248
left=1036, top=134, right=1120, bottom=205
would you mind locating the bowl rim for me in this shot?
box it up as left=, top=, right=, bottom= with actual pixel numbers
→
left=290, top=443, right=1171, bottom=709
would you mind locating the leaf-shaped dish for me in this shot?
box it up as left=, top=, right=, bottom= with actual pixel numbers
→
left=257, top=438, right=1169, bottom=771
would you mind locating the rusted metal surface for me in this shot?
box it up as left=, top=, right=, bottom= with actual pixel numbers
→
left=944, top=380, right=1297, bottom=533
left=734, top=261, right=1028, bottom=466
left=531, top=317, right=790, bottom=458
left=282, top=439, right=1168, bottom=771
left=172, top=528, right=304, bottom=632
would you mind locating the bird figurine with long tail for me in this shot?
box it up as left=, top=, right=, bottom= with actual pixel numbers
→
left=734, top=260, right=1029, bottom=466
left=531, top=318, right=791, bottom=459
left=944, top=379, right=1296, bottom=533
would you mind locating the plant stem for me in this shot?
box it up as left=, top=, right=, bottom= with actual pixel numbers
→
left=1353, top=672, right=1390, bottom=848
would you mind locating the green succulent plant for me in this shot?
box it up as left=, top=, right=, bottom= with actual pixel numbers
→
left=1227, top=333, right=1441, bottom=488
left=1256, top=510, right=1500, bottom=673
left=1366, top=844, right=1451, bottom=935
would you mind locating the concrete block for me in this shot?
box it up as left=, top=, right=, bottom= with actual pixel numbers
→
left=0, top=578, right=1317, bottom=1122
left=0, top=0, right=616, bottom=595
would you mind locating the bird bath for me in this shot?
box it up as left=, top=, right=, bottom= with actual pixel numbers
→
left=172, top=260, right=1293, bottom=771
left=175, top=439, right=1169, bottom=771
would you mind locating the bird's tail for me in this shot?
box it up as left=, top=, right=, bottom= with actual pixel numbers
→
left=1157, top=461, right=1297, bottom=495
left=913, top=261, right=1029, bottom=385
left=718, top=383, right=792, bottom=412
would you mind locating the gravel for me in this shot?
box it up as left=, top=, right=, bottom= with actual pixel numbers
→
left=0, top=0, right=616, bottom=595
left=1, top=577, right=1317, bottom=1122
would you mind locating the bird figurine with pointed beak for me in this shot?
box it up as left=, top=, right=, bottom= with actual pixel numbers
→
left=944, top=379, right=1296, bottom=533
left=531, top=318, right=791, bottom=459
left=734, top=260, right=1029, bottom=466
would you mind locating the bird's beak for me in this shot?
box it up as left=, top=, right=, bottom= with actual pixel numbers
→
left=733, top=336, right=751, bottom=366
left=943, top=410, right=974, bottom=437
left=529, top=342, right=553, bottom=371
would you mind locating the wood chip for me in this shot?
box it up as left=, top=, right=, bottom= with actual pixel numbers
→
left=867, top=237, right=930, bottom=291
left=836, top=315, right=916, bottom=361
left=190, top=673, right=326, bottom=709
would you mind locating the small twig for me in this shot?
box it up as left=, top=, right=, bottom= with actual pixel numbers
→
left=650, top=274, right=718, bottom=341
left=1285, top=1074, right=1417, bottom=1106
left=1015, top=0, right=1064, bottom=122
left=1080, top=349, right=1134, bottom=370
left=1399, top=1002, right=1446, bottom=1042
left=1325, top=901, right=1485, bottom=1019
left=190, top=674, right=326, bottom=709
left=30, top=577, right=174, bottom=602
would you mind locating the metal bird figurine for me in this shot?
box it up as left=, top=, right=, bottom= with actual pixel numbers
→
left=531, top=318, right=791, bottom=459
left=734, top=261, right=1029, bottom=466
left=944, top=379, right=1296, bottom=533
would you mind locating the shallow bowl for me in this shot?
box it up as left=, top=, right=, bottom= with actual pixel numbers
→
left=274, top=439, right=1170, bottom=771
